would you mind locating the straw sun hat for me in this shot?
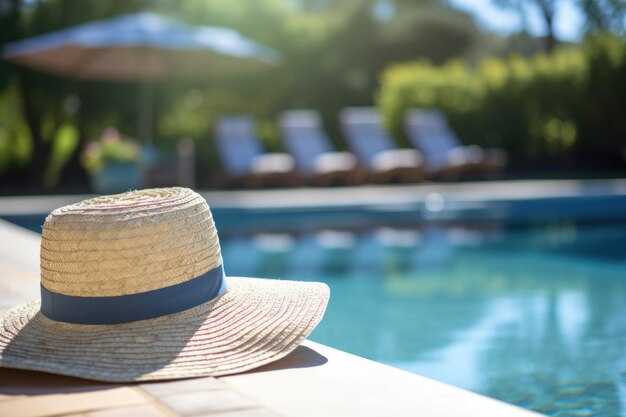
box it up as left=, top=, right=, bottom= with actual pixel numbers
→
left=0, top=187, right=329, bottom=382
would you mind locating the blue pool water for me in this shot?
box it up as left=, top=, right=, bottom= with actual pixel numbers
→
left=5, top=212, right=626, bottom=416
left=219, top=220, right=626, bottom=417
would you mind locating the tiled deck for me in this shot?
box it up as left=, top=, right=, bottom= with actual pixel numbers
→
left=0, top=183, right=563, bottom=416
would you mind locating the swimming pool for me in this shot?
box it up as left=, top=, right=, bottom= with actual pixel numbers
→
left=216, top=219, right=626, bottom=417
left=4, top=197, right=626, bottom=417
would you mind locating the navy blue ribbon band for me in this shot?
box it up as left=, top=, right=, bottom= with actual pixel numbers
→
left=40, top=264, right=227, bottom=325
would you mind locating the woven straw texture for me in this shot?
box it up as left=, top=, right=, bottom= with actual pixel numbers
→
left=41, top=187, right=221, bottom=296
left=0, top=187, right=330, bottom=382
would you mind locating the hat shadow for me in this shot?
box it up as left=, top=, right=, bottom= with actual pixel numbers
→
left=0, top=344, right=329, bottom=398
left=0, top=314, right=328, bottom=394
left=243, top=344, right=328, bottom=374
left=1, top=310, right=204, bottom=383
left=0, top=368, right=115, bottom=395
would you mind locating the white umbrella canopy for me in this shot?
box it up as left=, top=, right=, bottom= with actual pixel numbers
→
left=2, top=12, right=281, bottom=141
left=2, top=12, right=280, bottom=80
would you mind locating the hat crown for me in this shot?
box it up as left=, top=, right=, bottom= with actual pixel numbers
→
left=40, top=187, right=222, bottom=297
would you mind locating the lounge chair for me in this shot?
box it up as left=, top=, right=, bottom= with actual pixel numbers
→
left=339, top=107, right=426, bottom=183
left=214, top=115, right=297, bottom=188
left=279, top=110, right=364, bottom=186
left=405, top=109, right=508, bottom=180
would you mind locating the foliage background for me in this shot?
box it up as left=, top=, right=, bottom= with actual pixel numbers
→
left=0, top=0, right=624, bottom=193
left=379, top=34, right=626, bottom=173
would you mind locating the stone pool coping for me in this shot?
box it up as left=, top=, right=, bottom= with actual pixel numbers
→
left=0, top=217, right=543, bottom=416
left=1, top=178, right=625, bottom=217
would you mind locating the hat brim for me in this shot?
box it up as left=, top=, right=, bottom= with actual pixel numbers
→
left=0, top=277, right=329, bottom=382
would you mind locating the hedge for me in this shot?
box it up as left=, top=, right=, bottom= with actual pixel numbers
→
left=378, top=34, right=626, bottom=168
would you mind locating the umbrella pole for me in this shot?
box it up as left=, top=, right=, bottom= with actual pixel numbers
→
left=138, top=81, right=153, bottom=146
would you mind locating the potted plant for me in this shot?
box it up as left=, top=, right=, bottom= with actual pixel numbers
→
left=81, top=128, right=143, bottom=194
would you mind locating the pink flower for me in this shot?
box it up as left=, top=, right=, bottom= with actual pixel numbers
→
left=101, top=128, right=120, bottom=143
left=84, top=141, right=100, bottom=156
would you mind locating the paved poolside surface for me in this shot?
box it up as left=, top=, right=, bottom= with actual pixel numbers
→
left=1, top=178, right=625, bottom=216
left=0, top=180, right=601, bottom=416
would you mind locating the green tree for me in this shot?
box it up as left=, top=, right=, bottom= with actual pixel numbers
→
left=578, top=0, right=626, bottom=34
left=0, top=0, right=151, bottom=190
left=491, top=0, right=626, bottom=53
left=2, top=0, right=590, bottom=191
left=491, top=0, right=557, bottom=52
